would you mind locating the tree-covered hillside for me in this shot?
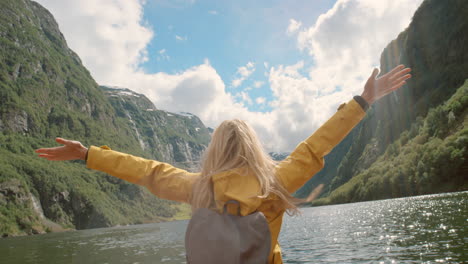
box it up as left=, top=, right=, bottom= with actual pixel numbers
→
left=297, top=0, right=468, bottom=203
left=0, top=0, right=209, bottom=236
left=314, top=80, right=467, bottom=205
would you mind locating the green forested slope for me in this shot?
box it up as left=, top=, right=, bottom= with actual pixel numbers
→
left=314, top=80, right=468, bottom=205
left=0, top=0, right=209, bottom=236
left=297, top=0, right=468, bottom=202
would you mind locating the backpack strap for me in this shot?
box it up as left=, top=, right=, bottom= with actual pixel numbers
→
left=223, top=200, right=241, bottom=216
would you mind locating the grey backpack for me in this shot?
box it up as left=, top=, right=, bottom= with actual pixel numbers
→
left=185, top=200, right=271, bottom=264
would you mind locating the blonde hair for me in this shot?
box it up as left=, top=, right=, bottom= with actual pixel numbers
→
left=190, top=119, right=300, bottom=215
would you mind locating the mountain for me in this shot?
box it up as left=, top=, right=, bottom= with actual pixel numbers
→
left=101, top=86, right=210, bottom=170
left=297, top=0, right=468, bottom=204
left=269, top=152, right=289, bottom=161
left=315, top=81, right=467, bottom=205
left=0, top=0, right=209, bottom=236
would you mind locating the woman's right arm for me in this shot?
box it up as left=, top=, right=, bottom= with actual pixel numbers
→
left=36, top=139, right=197, bottom=203
left=275, top=98, right=367, bottom=193
left=276, top=65, right=411, bottom=193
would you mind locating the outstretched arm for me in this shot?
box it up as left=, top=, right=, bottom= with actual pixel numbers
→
left=276, top=65, right=411, bottom=193
left=35, top=138, right=197, bottom=203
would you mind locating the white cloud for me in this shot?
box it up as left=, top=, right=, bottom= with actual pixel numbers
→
left=235, top=91, right=253, bottom=105
left=35, top=0, right=423, bottom=152
left=175, top=35, right=187, bottom=41
left=294, top=0, right=423, bottom=97
left=231, top=62, right=255, bottom=88
left=257, top=0, right=423, bottom=150
left=253, top=81, right=264, bottom=88
left=35, top=0, right=153, bottom=84
left=287, top=19, right=302, bottom=35
left=208, top=10, right=218, bottom=15
left=158, top=49, right=170, bottom=60
left=231, top=79, right=242, bottom=88
left=256, top=97, right=266, bottom=104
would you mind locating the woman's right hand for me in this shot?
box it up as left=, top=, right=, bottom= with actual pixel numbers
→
left=35, top=137, right=88, bottom=161
left=361, top=65, right=412, bottom=105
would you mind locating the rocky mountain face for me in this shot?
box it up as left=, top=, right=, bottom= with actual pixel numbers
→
left=0, top=0, right=209, bottom=236
left=269, top=152, right=289, bottom=161
left=297, top=0, right=468, bottom=203
left=101, top=86, right=209, bottom=170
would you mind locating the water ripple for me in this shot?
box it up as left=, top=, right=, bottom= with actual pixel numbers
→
left=0, top=192, right=466, bottom=263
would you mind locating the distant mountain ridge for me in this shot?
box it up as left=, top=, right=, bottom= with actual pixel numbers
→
left=0, top=0, right=209, bottom=236
left=269, top=152, right=289, bottom=161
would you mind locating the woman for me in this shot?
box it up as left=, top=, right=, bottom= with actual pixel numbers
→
left=36, top=65, right=411, bottom=263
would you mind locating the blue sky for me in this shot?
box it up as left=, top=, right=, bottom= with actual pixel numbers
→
left=140, top=0, right=335, bottom=112
left=36, top=0, right=423, bottom=151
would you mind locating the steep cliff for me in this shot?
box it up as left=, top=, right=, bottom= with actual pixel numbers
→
left=297, top=0, right=468, bottom=203
left=316, top=80, right=467, bottom=205
left=0, top=0, right=209, bottom=236
left=101, top=86, right=209, bottom=170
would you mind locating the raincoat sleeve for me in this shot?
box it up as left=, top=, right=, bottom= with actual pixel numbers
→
left=86, top=146, right=197, bottom=203
left=276, top=98, right=367, bottom=193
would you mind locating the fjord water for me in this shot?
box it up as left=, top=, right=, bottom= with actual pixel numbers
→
left=1, top=192, right=466, bottom=263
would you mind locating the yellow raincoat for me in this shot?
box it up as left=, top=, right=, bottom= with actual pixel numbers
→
left=86, top=99, right=366, bottom=263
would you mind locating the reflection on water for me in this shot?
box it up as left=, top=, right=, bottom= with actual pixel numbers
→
left=1, top=192, right=466, bottom=263
left=280, top=191, right=467, bottom=263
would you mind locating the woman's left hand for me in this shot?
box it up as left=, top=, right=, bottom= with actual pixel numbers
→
left=361, top=64, right=412, bottom=105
